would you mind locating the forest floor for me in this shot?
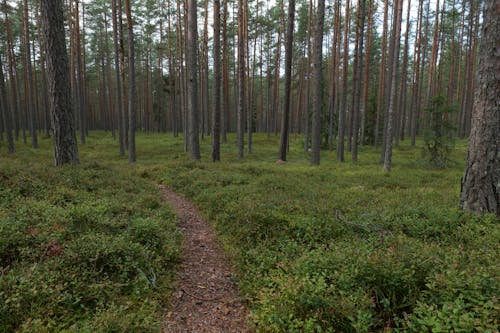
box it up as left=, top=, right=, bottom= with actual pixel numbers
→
left=160, top=185, right=250, bottom=332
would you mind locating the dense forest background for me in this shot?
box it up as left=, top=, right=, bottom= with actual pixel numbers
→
left=0, top=0, right=483, bottom=163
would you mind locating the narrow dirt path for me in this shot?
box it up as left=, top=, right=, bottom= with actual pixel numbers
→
left=160, top=185, right=250, bottom=333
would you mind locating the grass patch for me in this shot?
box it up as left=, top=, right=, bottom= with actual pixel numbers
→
left=0, top=134, right=180, bottom=332
left=1, top=132, right=498, bottom=332
left=154, top=133, right=498, bottom=332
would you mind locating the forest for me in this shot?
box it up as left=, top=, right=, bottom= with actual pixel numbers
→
left=0, top=0, right=498, bottom=331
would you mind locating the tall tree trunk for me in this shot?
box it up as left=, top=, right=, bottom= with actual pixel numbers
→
left=237, top=0, right=245, bottom=159
left=187, top=0, right=200, bottom=160
left=212, top=0, right=221, bottom=162
left=0, top=55, right=15, bottom=153
left=272, top=1, right=284, bottom=137
left=374, top=0, right=388, bottom=149
left=124, top=0, right=136, bottom=163
left=410, top=0, right=424, bottom=146
left=221, top=0, right=229, bottom=143
left=201, top=0, right=210, bottom=138
left=278, top=0, right=295, bottom=162
left=328, top=0, right=341, bottom=151
left=74, top=0, right=86, bottom=144
left=112, top=0, right=125, bottom=156
left=311, top=0, right=325, bottom=165
left=460, top=0, right=499, bottom=215
left=3, top=0, right=20, bottom=141
left=351, top=0, right=366, bottom=162
left=118, top=0, right=128, bottom=147
left=23, top=0, right=38, bottom=148
left=383, top=0, right=403, bottom=171
left=40, top=0, right=79, bottom=165
left=303, top=0, right=313, bottom=152
left=337, top=0, right=351, bottom=162
left=398, top=0, right=411, bottom=142
left=360, top=0, right=374, bottom=146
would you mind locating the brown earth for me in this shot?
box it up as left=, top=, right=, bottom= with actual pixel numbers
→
left=160, top=185, right=251, bottom=333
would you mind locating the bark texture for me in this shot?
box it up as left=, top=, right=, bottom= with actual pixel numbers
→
left=40, top=0, right=79, bottom=165
left=212, top=0, right=221, bottom=162
left=278, top=0, right=296, bottom=162
left=187, top=0, right=200, bottom=160
left=460, top=0, right=499, bottom=215
left=311, top=0, right=325, bottom=165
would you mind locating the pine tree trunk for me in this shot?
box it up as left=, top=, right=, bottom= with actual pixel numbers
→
left=124, top=0, right=136, bottom=163
left=74, top=0, right=86, bottom=144
left=3, top=1, right=20, bottom=141
left=278, top=0, right=295, bottom=162
left=303, top=0, right=313, bottom=152
left=237, top=0, right=245, bottom=159
left=460, top=0, right=499, bottom=216
left=337, top=0, right=351, bottom=162
left=112, top=0, right=125, bottom=156
left=212, top=0, right=221, bottom=162
left=311, top=0, right=325, bottom=165
left=187, top=0, right=200, bottom=160
left=0, top=55, right=15, bottom=153
left=351, top=0, right=366, bottom=162
left=374, top=0, right=388, bottom=149
left=360, top=0, right=374, bottom=146
left=23, top=0, right=38, bottom=148
left=383, top=0, right=403, bottom=171
left=40, top=0, right=79, bottom=165
left=221, top=0, right=229, bottom=143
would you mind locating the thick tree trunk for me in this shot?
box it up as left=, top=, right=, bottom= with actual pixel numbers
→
left=0, top=55, right=15, bottom=153
left=124, top=0, right=136, bottom=163
left=187, top=0, right=200, bottom=160
left=360, top=0, right=374, bottom=146
left=374, top=0, right=388, bottom=149
left=278, top=0, right=295, bottom=162
left=74, top=0, right=86, bottom=144
left=337, top=0, right=351, bottom=162
left=303, top=0, right=313, bottom=152
left=237, top=0, right=245, bottom=159
left=311, top=0, right=325, bottom=165
left=3, top=0, right=20, bottom=141
left=112, top=0, right=125, bottom=156
left=351, top=0, right=366, bottom=162
left=23, top=0, right=38, bottom=148
left=212, top=0, right=221, bottom=162
left=40, top=0, right=79, bottom=165
left=460, top=0, right=499, bottom=216
left=221, top=0, right=229, bottom=143
left=383, top=0, right=403, bottom=172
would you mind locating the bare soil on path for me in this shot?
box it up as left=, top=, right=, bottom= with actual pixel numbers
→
left=160, top=185, right=250, bottom=333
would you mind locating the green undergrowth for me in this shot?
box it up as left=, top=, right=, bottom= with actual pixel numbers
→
left=1, top=132, right=498, bottom=332
left=152, top=134, right=498, bottom=332
left=0, top=135, right=180, bottom=332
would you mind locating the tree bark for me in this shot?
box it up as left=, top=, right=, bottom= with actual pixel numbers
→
left=351, top=0, right=366, bottom=162
left=0, top=55, right=15, bottom=153
left=278, top=0, right=296, bottom=162
left=212, top=0, right=221, bottom=162
left=112, top=0, right=125, bottom=156
left=23, top=0, right=38, bottom=148
left=40, top=0, right=79, bottom=165
left=187, top=0, right=200, bottom=160
left=124, top=0, right=136, bottom=163
left=460, top=0, right=499, bottom=216
left=383, top=0, right=403, bottom=172
left=337, top=0, right=351, bottom=162
left=237, top=0, right=245, bottom=159
left=311, top=0, right=325, bottom=165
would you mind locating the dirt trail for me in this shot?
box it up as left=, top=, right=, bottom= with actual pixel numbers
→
left=160, top=185, right=250, bottom=333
